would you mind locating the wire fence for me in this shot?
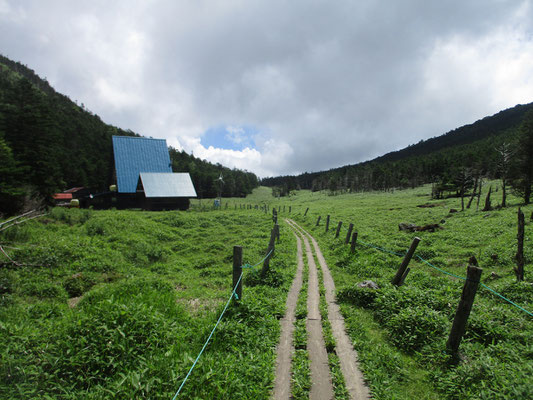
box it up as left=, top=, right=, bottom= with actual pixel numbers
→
left=356, top=237, right=533, bottom=318
left=171, top=248, right=273, bottom=399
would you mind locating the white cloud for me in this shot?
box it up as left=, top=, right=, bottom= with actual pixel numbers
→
left=1, top=0, right=532, bottom=177
left=225, top=126, right=247, bottom=145
left=421, top=24, right=533, bottom=133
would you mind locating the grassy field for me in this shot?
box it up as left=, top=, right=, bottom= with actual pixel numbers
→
left=0, top=206, right=296, bottom=399
left=1, top=184, right=532, bottom=399
left=282, top=184, right=532, bottom=399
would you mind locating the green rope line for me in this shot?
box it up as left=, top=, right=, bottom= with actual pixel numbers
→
left=416, top=255, right=467, bottom=281
left=358, top=239, right=405, bottom=257
left=355, top=238, right=532, bottom=318
left=480, top=283, right=533, bottom=318
left=172, top=247, right=275, bottom=398
left=242, top=248, right=274, bottom=269
left=172, top=272, right=244, bottom=399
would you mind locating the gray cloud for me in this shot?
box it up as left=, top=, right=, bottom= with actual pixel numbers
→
left=1, top=0, right=532, bottom=177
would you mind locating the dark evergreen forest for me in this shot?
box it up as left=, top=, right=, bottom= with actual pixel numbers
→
left=0, top=55, right=258, bottom=214
left=263, top=103, right=533, bottom=204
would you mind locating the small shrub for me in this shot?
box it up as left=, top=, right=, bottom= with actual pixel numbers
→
left=244, top=269, right=284, bottom=288
left=21, top=281, right=67, bottom=300
left=337, top=286, right=379, bottom=308
left=0, top=225, right=30, bottom=242
left=86, top=219, right=106, bottom=236
left=497, top=282, right=533, bottom=304
left=0, top=269, right=16, bottom=295
left=464, top=312, right=508, bottom=345
left=385, top=306, right=448, bottom=352
left=63, top=273, right=96, bottom=297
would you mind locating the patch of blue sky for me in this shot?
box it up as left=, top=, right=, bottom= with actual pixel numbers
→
left=201, top=125, right=257, bottom=151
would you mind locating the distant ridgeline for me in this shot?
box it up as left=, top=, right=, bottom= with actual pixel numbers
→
left=0, top=55, right=258, bottom=214
left=262, top=102, right=533, bottom=196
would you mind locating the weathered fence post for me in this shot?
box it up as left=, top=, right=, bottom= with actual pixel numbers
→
left=335, top=221, right=343, bottom=238
left=447, top=259, right=482, bottom=353
left=304, top=207, right=309, bottom=216
left=516, top=208, right=525, bottom=281
left=392, top=237, right=421, bottom=286
left=289, top=206, right=291, bottom=213
left=261, top=228, right=276, bottom=277
left=350, top=232, right=358, bottom=253
left=325, top=215, right=330, bottom=232
left=233, top=246, right=243, bottom=300
left=275, top=223, right=280, bottom=243
left=316, top=216, right=321, bottom=226
left=345, top=223, right=354, bottom=245
left=398, top=268, right=410, bottom=286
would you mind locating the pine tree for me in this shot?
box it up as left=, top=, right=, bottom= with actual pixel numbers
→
left=510, top=110, right=533, bottom=204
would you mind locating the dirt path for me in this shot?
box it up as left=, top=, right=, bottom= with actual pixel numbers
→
left=272, top=229, right=305, bottom=399
left=287, top=219, right=370, bottom=400
left=284, top=219, right=333, bottom=399
left=300, top=223, right=335, bottom=400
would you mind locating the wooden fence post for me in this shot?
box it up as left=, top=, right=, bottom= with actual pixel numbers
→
left=233, top=246, right=243, bottom=300
left=345, top=223, right=354, bottom=245
left=325, top=215, right=330, bottom=232
left=335, top=221, right=343, bottom=238
left=350, top=232, right=358, bottom=253
left=289, top=206, right=291, bottom=213
left=275, top=223, right=280, bottom=243
left=316, top=216, right=321, bottom=226
left=392, top=237, right=421, bottom=286
left=398, top=268, right=410, bottom=286
left=447, top=260, right=482, bottom=353
left=304, top=207, right=309, bottom=216
left=261, top=229, right=276, bottom=277
left=516, top=208, right=525, bottom=281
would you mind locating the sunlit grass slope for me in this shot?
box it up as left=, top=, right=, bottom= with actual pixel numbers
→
left=267, top=184, right=532, bottom=399
left=0, top=207, right=296, bottom=399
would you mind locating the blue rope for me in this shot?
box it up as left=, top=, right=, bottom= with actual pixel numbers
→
left=172, top=272, right=244, bottom=399
left=480, top=283, right=533, bottom=318
left=172, top=247, right=275, bottom=398
left=416, top=255, right=467, bottom=281
left=358, top=239, right=405, bottom=257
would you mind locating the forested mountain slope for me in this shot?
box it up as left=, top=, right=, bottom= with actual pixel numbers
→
left=0, top=55, right=258, bottom=214
left=263, top=102, right=533, bottom=195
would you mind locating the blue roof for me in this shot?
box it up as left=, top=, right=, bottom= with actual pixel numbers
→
left=112, top=136, right=172, bottom=193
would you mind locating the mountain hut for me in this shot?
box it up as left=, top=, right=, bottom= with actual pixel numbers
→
left=112, top=136, right=196, bottom=210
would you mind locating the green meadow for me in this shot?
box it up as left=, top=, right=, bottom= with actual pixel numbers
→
left=1, top=184, right=532, bottom=399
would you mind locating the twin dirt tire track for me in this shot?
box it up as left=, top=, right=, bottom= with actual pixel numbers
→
left=273, top=219, right=370, bottom=400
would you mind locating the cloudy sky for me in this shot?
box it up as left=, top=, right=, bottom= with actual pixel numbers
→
left=1, top=0, right=532, bottom=177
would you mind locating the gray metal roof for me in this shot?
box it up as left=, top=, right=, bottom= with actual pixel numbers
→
left=139, top=173, right=197, bottom=198
left=112, top=136, right=172, bottom=193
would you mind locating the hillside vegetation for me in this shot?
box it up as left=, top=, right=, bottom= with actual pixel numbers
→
left=263, top=103, right=533, bottom=198
left=0, top=55, right=258, bottom=215
left=0, top=206, right=294, bottom=398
